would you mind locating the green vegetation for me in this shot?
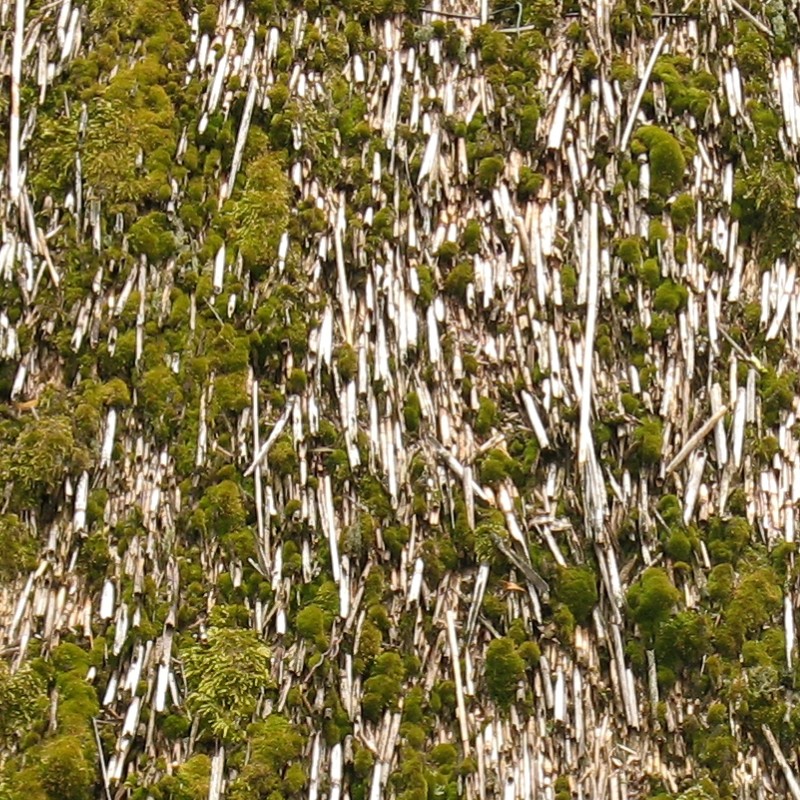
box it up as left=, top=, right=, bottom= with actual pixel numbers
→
left=555, top=565, right=598, bottom=625
left=632, top=126, right=686, bottom=198
left=627, top=567, right=680, bottom=641
left=225, top=150, right=291, bottom=271
left=181, top=626, right=272, bottom=743
left=484, top=637, right=525, bottom=709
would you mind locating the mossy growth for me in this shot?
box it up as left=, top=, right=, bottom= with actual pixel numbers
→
left=478, top=448, right=517, bottom=486
left=181, top=626, right=272, bottom=743
left=473, top=25, right=507, bottom=64
left=632, top=126, right=686, bottom=198
left=517, top=166, right=544, bottom=201
left=670, top=192, right=695, bottom=229
left=721, top=567, right=782, bottom=651
left=705, top=516, right=750, bottom=564
left=654, top=610, right=711, bottom=686
left=560, top=264, right=577, bottom=309
left=515, top=103, right=540, bottom=150
left=462, top=219, right=482, bottom=255
left=200, top=480, right=246, bottom=536
left=0, top=661, right=48, bottom=748
left=631, top=416, right=663, bottom=467
left=616, top=236, right=643, bottom=267
left=484, top=637, right=525, bottom=710
left=732, top=161, right=799, bottom=267
left=436, top=240, right=460, bottom=265
left=295, top=604, right=330, bottom=650
left=652, top=55, right=715, bottom=120
left=626, top=567, right=680, bottom=641
left=336, top=343, right=358, bottom=382
left=225, top=149, right=290, bottom=271
left=648, top=220, right=668, bottom=252
left=0, top=514, right=37, bottom=580
left=652, top=279, right=689, bottom=314
left=476, top=156, right=504, bottom=190
left=759, top=367, right=798, bottom=426
left=287, top=368, right=308, bottom=395
left=474, top=397, right=498, bottom=436
left=404, top=391, right=422, bottom=433
left=649, top=312, right=674, bottom=341
left=416, top=265, right=436, bottom=307
left=268, top=435, right=298, bottom=478
left=443, top=262, right=474, bottom=302
left=361, top=652, right=405, bottom=723
left=227, top=715, right=305, bottom=799
left=637, top=257, right=660, bottom=289
left=555, top=565, right=598, bottom=625
left=128, top=212, right=176, bottom=261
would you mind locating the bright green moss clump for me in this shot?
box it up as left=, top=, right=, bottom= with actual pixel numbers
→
left=474, top=397, right=498, bottom=436
left=555, top=565, right=598, bottom=625
left=444, top=262, right=474, bottom=302
left=128, top=212, right=176, bottom=261
left=476, top=156, right=504, bottom=190
left=226, top=150, right=291, bottom=270
left=670, top=192, right=695, bottom=229
left=182, top=626, right=272, bottom=743
left=632, top=125, right=686, bottom=198
left=653, top=280, right=689, bottom=313
left=632, top=416, right=663, bottom=466
left=627, top=567, right=680, bottom=640
left=616, top=236, right=643, bottom=267
left=485, top=637, right=525, bottom=709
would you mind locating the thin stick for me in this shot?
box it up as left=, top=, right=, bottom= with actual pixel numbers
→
left=619, top=33, right=668, bottom=153
left=9, top=0, right=25, bottom=205
left=665, top=405, right=728, bottom=475
left=92, top=717, right=113, bottom=800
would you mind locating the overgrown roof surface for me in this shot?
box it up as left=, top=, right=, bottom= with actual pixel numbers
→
left=1, top=0, right=800, bottom=797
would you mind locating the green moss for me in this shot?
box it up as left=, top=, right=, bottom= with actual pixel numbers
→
left=181, top=627, right=271, bottom=743
left=704, top=515, right=748, bottom=564
left=287, top=368, right=308, bottom=395
left=633, top=125, right=686, bottom=198
left=462, top=219, right=482, bottom=255
left=648, top=220, right=668, bottom=251
left=39, top=735, right=95, bottom=800
left=443, top=262, right=474, bottom=302
left=362, top=652, right=405, bottom=722
left=653, top=280, right=689, bottom=313
left=416, top=265, right=435, bottom=307
left=474, top=397, right=498, bottom=436
left=268, top=436, right=298, bottom=478
left=0, top=514, right=37, bottom=580
left=555, top=565, right=598, bottom=624
left=128, top=212, right=176, bottom=261
left=484, top=637, right=525, bottom=710
left=336, top=344, right=358, bottom=382
left=476, top=156, right=504, bottom=190
left=638, top=258, right=661, bottom=289
left=516, top=103, right=540, bottom=150
left=616, top=236, right=643, bottom=267
left=436, top=240, right=460, bottom=264
left=517, top=166, right=544, bottom=201
left=632, top=416, right=663, bottom=466
left=226, top=150, right=290, bottom=270
left=649, top=312, right=673, bottom=340
left=665, top=529, right=692, bottom=561
left=404, top=392, right=422, bottom=433
left=671, top=192, right=695, bottom=229
left=627, top=567, right=680, bottom=641
left=198, top=479, right=244, bottom=534
left=760, top=368, right=797, bottom=425
left=296, top=604, right=328, bottom=647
